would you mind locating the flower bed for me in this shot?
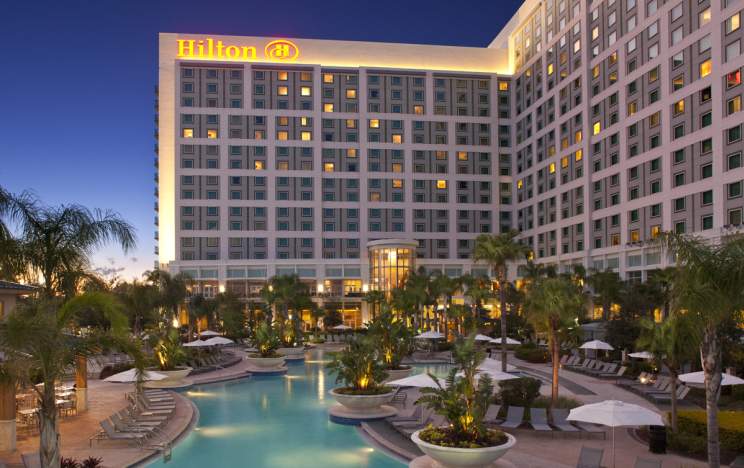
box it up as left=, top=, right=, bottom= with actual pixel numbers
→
left=419, top=426, right=508, bottom=449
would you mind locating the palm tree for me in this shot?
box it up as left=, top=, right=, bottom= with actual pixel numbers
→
left=0, top=292, right=144, bottom=467
left=473, top=230, right=529, bottom=371
left=648, top=267, right=676, bottom=321
left=145, top=270, right=190, bottom=327
left=8, top=202, right=136, bottom=297
left=401, top=269, right=432, bottom=331
left=658, top=232, right=744, bottom=468
left=362, top=290, right=385, bottom=320
left=461, top=274, right=493, bottom=328
left=430, top=273, right=460, bottom=337
left=523, top=276, right=585, bottom=405
left=637, top=313, right=696, bottom=432
left=586, top=269, right=623, bottom=320
left=115, top=280, right=159, bottom=335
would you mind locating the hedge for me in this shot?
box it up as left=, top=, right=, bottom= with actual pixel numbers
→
left=668, top=410, right=744, bottom=457
left=514, top=343, right=549, bottom=363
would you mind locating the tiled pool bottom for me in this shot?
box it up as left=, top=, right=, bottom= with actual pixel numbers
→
left=148, top=350, right=405, bottom=468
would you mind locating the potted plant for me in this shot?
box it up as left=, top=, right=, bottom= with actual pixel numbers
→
left=326, top=337, right=395, bottom=415
left=277, top=318, right=306, bottom=358
left=412, top=334, right=516, bottom=467
left=246, top=322, right=286, bottom=369
left=366, top=309, right=414, bottom=381
left=151, top=329, right=192, bottom=383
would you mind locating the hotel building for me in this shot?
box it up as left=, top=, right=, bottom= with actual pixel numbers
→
left=157, top=0, right=744, bottom=324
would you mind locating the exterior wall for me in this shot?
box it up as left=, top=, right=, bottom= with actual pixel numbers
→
left=158, top=0, right=744, bottom=293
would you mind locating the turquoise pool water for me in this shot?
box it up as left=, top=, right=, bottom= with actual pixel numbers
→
left=148, top=350, right=432, bottom=468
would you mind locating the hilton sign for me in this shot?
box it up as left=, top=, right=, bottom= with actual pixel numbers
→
left=177, top=38, right=300, bottom=62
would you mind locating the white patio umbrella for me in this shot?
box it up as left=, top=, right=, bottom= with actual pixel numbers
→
left=199, top=330, right=220, bottom=337
left=457, top=368, right=521, bottom=383
left=678, top=371, right=744, bottom=387
left=489, top=337, right=521, bottom=345
left=332, top=324, right=352, bottom=330
left=388, top=373, right=445, bottom=388
left=473, top=334, right=493, bottom=342
left=567, top=400, right=664, bottom=467
left=203, top=336, right=234, bottom=346
left=414, top=331, right=445, bottom=339
left=628, top=351, right=654, bottom=360
left=104, top=368, right=167, bottom=383
left=480, top=357, right=517, bottom=372
left=580, top=339, right=614, bottom=350
left=183, top=339, right=210, bottom=347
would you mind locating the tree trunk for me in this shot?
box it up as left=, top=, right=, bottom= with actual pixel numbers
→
left=39, top=386, right=60, bottom=468
left=701, top=328, right=722, bottom=468
left=499, top=271, right=508, bottom=372
left=602, top=302, right=609, bottom=321
left=669, top=367, right=678, bottom=433
left=550, top=329, right=560, bottom=405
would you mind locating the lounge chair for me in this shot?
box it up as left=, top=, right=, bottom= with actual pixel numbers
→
left=392, top=408, right=433, bottom=429
left=650, top=385, right=690, bottom=404
left=576, top=446, right=604, bottom=468
left=599, top=366, right=626, bottom=379
left=499, top=406, right=524, bottom=429
left=110, top=414, right=161, bottom=436
left=639, top=377, right=671, bottom=396
left=529, top=408, right=553, bottom=432
left=387, top=405, right=422, bottom=423
left=618, top=371, right=652, bottom=390
left=91, top=419, right=148, bottom=447
left=634, top=457, right=662, bottom=468
left=574, top=421, right=606, bottom=439
left=484, top=404, right=501, bottom=424
left=551, top=409, right=579, bottom=433
left=560, top=355, right=570, bottom=365
left=589, top=363, right=616, bottom=376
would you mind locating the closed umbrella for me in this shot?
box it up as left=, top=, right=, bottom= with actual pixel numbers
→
left=580, top=339, right=614, bottom=350
left=203, top=336, right=234, bottom=346
left=567, top=400, right=664, bottom=467
left=679, top=371, right=744, bottom=387
left=104, top=368, right=167, bottom=383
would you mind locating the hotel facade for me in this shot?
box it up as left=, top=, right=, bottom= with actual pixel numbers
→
left=157, top=0, right=744, bottom=324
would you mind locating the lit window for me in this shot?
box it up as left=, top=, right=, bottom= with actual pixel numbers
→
left=278, top=116, right=289, bottom=126
left=300, top=117, right=310, bottom=126
left=592, top=65, right=600, bottom=78
left=726, top=13, right=740, bottom=33
left=346, top=119, right=356, bottom=129
left=547, top=63, right=554, bottom=75
left=517, top=179, right=523, bottom=189
left=592, top=27, right=599, bottom=40
left=628, top=102, right=637, bottom=116
left=498, top=81, right=509, bottom=91
left=413, top=105, right=424, bottom=115
left=727, top=70, right=742, bottom=88
left=549, top=163, right=556, bottom=174
left=561, top=156, right=569, bottom=168
left=254, top=161, right=264, bottom=170
left=630, top=229, right=640, bottom=242
left=436, top=180, right=447, bottom=189
left=182, top=128, right=194, bottom=138
left=457, top=152, right=468, bottom=161
left=346, top=89, right=357, bottom=99
left=435, top=151, right=447, bottom=160
left=323, top=103, right=334, bottom=112
left=301, top=131, right=312, bottom=141
left=392, top=179, right=403, bottom=188
left=392, top=163, right=402, bottom=172
left=207, top=129, right=218, bottom=139
left=700, top=59, right=712, bottom=78
left=369, top=119, right=380, bottom=128
left=575, top=149, right=583, bottom=161
left=323, top=73, right=334, bottom=83
left=277, top=131, right=288, bottom=140
left=728, top=96, right=742, bottom=115
left=650, top=225, right=661, bottom=238
left=699, top=8, right=711, bottom=26
left=575, top=130, right=583, bottom=142
left=324, top=163, right=334, bottom=172
left=592, top=122, right=601, bottom=135
left=278, top=71, right=288, bottom=81
left=674, top=99, right=685, bottom=114
left=347, top=148, right=357, bottom=157
left=391, top=134, right=402, bottom=144
left=278, top=86, right=289, bottom=96
left=300, top=87, right=311, bottom=96
left=254, top=130, right=265, bottom=140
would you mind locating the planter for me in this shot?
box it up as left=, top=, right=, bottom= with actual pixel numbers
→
left=246, top=355, right=286, bottom=369
left=329, top=388, right=396, bottom=414
left=384, top=366, right=414, bottom=382
left=148, top=367, right=192, bottom=384
left=411, top=430, right=516, bottom=468
left=277, top=347, right=306, bottom=357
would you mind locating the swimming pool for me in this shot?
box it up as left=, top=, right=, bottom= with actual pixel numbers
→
left=148, top=350, right=444, bottom=467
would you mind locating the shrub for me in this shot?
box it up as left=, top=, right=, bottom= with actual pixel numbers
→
left=154, top=329, right=187, bottom=371
left=253, top=322, right=281, bottom=358
left=498, top=377, right=541, bottom=407
left=668, top=410, right=744, bottom=457
left=514, top=343, right=549, bottom=363
left=531, top=395, right=582, bottom=409
left=623, top=360, right=655, bottom=379
left=326, top=337, right=389, bottom=393
left=98, top=362, right=132, bottom=380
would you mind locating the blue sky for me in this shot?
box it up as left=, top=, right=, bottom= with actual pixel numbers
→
left=1, top=0, right=521, bottom=280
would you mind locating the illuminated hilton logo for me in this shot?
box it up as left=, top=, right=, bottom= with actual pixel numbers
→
left=177, top=38, right=300, bottom=62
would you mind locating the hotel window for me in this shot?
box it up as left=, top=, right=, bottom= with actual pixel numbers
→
left=414, top=105, right=424, bottom=115
left=728, top=125, right=742, bottom=143
left=726, top=41, right=741, bottom=61
left=699, top=8, right=711, bottom=26
left=436, top=180, right=447, bottom=189
left=323, top=103, right=334, bottom=112
left=730, top=209, right=743, bottom=226
left=345, top=88, right=357, bottom=99
left=277, top=71, right=288, bottom=81
left=301, top=131, right=312, bottom=141
left=182, top=128, right=194, bottom=138
left=702, top=215, right=714, bottom=230
left=673, top=99, right=685, bottom=115
left=369, top=119, right=380, bottom=129
left=701, top=112, right=712, bottom=128
left=300, top=87, right=311, bottom=96
left=729, top=152, right=743, bottom=170
left=323, top=73, right=334, bottom=83
left=323, top=163, right=334, bottom=172
left=277, top=86, right=289, bottom=96
left=592, top=122, right=601, bottom=135
left=702, top=190, right=713, bottom=205
left=207, top=129, right=218, bottom=139
left=254, top=130, right=265, bottom=140
left=391, top=134, right=402, bottom=144
left=277, top=131, right=288, bottom=140
left=726, top=13, right=740, bottom=34
left=254, top=161, right=264, bottom=170
left=699, top=35, right=711, bottom=53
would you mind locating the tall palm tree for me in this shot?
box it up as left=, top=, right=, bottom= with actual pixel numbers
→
left=637, top=313, right=696, bottom=432
left=362, top=290, right=385, bottom=320
left=115, top=280, right=159, bottom=335
left=658, top=232, right=744, bottom=468
left=473, top=230, right=529, bottom=371
left=145, top=270, right=190, bottom=327
left=430, top=273, right=460, bottom=337
left=648, top=267, right=677, bottom=321
left=9, top=202, right=136, bottom=297
left=0, top=292, right=144, bottom=467
left=402, top=269, right=432, bottom=331
left=523, top=276, right=585, bottom=405
left=586, top=269, right=623, bottom=320
left=461, top=274, right=493, bottom=330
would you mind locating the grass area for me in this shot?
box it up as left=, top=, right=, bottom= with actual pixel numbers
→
left=531, top=396, right=582, bottom=409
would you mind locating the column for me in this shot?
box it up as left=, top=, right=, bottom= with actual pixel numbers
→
left=0, top=381, right=16, bottom=451
left=75, top=355, right=88, bottom=413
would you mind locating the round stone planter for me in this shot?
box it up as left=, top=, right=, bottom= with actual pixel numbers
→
left=384, top=366, right=413, bottom=382
left=277, top=347, right=306, bottom=360
left=328, top=388, right=397, bottom=423
left=246, top=355, right=287, bottom=369
left=147, top=367, right=192, bottom=386
left=411, top=430, right=517, bottom=468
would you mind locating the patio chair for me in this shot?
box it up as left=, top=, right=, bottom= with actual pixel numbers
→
left=651, top=385, right=690, bottom=404
left=392, top=407, right=433, bottom=429
left=387, top=405, right=422, bottom=423
left=574, top=421, right=607, bottom=439
left=618, top=371, right=651, bottom=389
left=91, top=419, right=148, bottom=447
left=124, top=405, right=169, bottom=423
left=576, top=446, right=604, bottom=468
left=484, top=404, right=501, bottom=424
left=137, top=395, right=175, bottom=412
left=110, top=413, right=161, bottom=436
left=551, top=409, right=579, bottom=433
left=599, top=365, right=626, bottom=379
left=529, top=408, right=553, bottom=432
left=390, top=388, right=407, bottom=407
left=634, top=457, right=662, bottom=468
left=499, top=406, right=524, bottom=429
left=639, top=377, right=671, bottom=396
